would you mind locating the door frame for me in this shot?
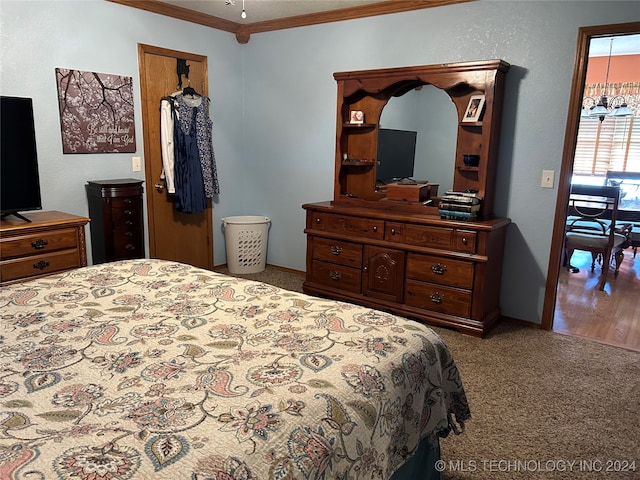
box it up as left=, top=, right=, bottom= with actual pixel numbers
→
left=137, top=43, right=213, bottom=267
left=541, top=22, right=640, bottom=330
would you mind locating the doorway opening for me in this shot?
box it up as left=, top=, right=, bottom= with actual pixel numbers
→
left=541, top=22, right=640, bottom=352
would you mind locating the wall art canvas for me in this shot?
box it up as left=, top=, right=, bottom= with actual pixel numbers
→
left=56, top=68, right=136, bottom=153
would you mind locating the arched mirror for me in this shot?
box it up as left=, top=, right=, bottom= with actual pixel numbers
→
left=378, top=85, right=457, bottom=193
left=334, top=60, right=509, bottom=216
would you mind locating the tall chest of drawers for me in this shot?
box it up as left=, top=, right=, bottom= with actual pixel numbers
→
left=86, top=179, right=144, bottom=264
left=0, top=211, right=89, bottom=286
left=303, top=202, right=510, bottom=337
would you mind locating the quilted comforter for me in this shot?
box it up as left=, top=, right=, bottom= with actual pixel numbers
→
left=0, top=259, right=469, bottom=479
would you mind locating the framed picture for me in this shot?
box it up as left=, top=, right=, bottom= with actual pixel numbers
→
left=462, top=94, right=485, bottom=123
left=349, top=110, right=364, bottom=124
left=55, top=68, right=136, bottom=153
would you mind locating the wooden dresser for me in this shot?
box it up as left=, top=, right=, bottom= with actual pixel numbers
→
left=303, top=202, right=509, bottom=337
left=86, top=179, right=145, bottom=264
left=303, top=61, right=510, bottom=337
left=0, top=211, right=89, bottom=286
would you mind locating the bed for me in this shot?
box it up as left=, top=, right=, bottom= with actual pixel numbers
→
left=0, top=259, right=470, bottom=479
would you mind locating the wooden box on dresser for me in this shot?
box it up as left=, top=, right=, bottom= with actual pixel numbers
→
left=0, top=211, right=89, bottom=286
left=303, top=60, right=510, bottom=337
left=86, top=179, right=144, bottom=264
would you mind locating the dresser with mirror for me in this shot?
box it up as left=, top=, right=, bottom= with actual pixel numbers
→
left=303, top=60, right=511, bottom=337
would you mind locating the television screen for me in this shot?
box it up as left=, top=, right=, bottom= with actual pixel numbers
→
left=376, top=128, right=417, bottom=183
left=1, top=96, right=42, bottom=220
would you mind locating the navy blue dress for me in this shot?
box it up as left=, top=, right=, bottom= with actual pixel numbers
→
left=173, top=106, right=207, bottom=214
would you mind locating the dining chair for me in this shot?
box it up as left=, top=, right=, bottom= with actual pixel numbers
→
left=564, top=184, right=630, bottom=291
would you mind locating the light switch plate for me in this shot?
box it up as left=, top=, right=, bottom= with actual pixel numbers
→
left=541, top=170, right=554, bottom=189
left=132, top=156, right=142, bottom=172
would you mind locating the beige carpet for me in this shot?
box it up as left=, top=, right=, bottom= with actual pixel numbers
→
left=221, top=266, right=640, bottom=479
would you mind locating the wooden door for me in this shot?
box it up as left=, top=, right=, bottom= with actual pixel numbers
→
left=138, top=44, right=213, bottom=269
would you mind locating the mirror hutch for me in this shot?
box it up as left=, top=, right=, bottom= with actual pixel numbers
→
left=302, top=60, right=511, bottom=337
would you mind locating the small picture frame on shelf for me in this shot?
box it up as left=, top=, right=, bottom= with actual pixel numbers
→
left=349, top=110, right=364, bottom=124
left=462, top=94, right=485, bottom=123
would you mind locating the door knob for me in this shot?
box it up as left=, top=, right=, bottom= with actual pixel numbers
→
left=154, top=182, right=164, bottom=193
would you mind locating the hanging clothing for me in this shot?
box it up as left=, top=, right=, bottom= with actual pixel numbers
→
left=173, top=105, right=207, bottom=214
left=159, top=97, right=176, bottom=194
left=173, top=94, right=220, bottom=198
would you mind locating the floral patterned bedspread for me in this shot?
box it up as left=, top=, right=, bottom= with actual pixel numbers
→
left=0, top=259, right=470, bottom=480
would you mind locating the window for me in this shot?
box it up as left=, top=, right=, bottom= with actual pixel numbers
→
left=573, top=115, right=640, bottom=176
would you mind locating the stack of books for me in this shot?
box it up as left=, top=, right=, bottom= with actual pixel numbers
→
left=438, top=191, right=482, bottom=220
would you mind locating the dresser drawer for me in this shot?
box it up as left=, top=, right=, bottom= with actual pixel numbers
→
left=0, top=228, right=80, bottom=260
left=454, top=230, right=477, bottom=254
left=405, top=280, right=471, bottom=317
left=310, top=212, right=384, bottom=240
left=310, top=259, right=362, bottom=293
left=385, top=222, right=453, bottom=249
left=113, top=240, right=143, bottom=259
left=406, top=253, right=474, bottom=288
left=1, top=249, right=82, bottom=283
left=311, top=237, right=362, bottom=268
left=111, top=197, right=138, bottom=208
left=111, top=204, right=142, bottom=223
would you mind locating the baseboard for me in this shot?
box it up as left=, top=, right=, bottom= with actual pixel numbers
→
left=500, top=315, right=543, bottom=329
left=214, top=263, right=305, bottom=276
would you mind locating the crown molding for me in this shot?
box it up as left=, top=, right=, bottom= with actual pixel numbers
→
left=107, top=0, right=474, bottom=44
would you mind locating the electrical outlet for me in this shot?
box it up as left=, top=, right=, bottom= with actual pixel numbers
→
left=541, top=169, right=554, bottom=189
left=132, top=156, right=142, bottom=172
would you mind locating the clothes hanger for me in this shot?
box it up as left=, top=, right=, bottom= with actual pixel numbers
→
left=182, top=81, right=200, bottom=98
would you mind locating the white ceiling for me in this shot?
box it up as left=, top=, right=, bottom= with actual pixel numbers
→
left=160, top=0, right=384, bottom=23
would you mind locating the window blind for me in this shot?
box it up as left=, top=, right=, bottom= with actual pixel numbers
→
left=573, top=115, right=640, bottom=176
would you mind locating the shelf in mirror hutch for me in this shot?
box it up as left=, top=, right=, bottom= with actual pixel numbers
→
left=304, top=59, right=511, bottom=337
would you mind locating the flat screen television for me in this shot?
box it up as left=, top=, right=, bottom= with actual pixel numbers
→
left=376, top=128, right=417, bottom=183
left=1, top=96, right=42, bottom=222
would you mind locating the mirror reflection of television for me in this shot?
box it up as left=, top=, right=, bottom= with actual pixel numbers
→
left=1, top=96, right=42, bottom=222
left=376, top=128, right=417, bottom=183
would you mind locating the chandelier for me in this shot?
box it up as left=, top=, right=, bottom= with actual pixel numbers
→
left=581, top=38, right=634, bottom=122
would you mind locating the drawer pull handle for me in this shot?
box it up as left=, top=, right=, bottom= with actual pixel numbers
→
left=33, top=260, right=50, bottom=270
left=431, top=263, right=447, bottom=275
left=315, top=217, right=321, bottom=224
left=125, top=220, right=133, bottom=226
left=373, top=226, right=378, bottom=233
left=31, top=239, right=48, bottom=249
left=124, top=198, right=132, bottom=204
left=390, top=228, right=396, bottom=235
left=329, top=270, right=342, bottom=281
left=125, top=244, right=135, bottom=251
left=461, top=237, right=468, bottom=245
left=329, top=245, right=342, bottom=255
left=429, top=292, right=444, bottom=304
left=124, top=209, right=133, bottom=215
left=125, top=231, right=133, bottom=237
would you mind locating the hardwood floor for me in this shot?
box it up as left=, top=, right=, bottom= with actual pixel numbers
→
left=554, top=247, right=640, bottom=352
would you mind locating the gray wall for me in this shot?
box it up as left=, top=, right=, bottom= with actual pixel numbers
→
left=1, top=1, right=638, bottom=324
